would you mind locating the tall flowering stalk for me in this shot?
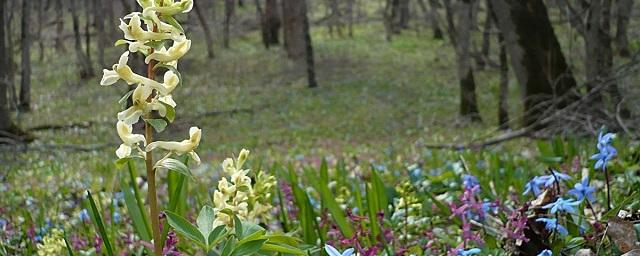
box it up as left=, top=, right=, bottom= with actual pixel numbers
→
left=100, top=1, right=196, bottom=255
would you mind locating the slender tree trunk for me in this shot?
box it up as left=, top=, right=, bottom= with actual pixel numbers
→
left=346, top=0, right=355, bottom=37
left=615, top=0, right=633, bottom=57
left=5, top=0, right=16, bottom=110
left=417, top=0, right=443, bottom=40
left=398, top=0, right=410, bottom=29
left=490, top=0, right=579, bottom=128
left=84, top=0, right=92, bottom=65
left=257, top=0, right=280, bottom=48
left=0, top=0, right=11, bottom=131
left=487, top=0, right=509, bottom=129
left=55, top=0, right=66, bottom=53
left=37, top=0, right=45, bottom=61
left=94, top=0, right=106, bottom=68
left=453, top=0, right=481, bottom=122
left=70, top=0, right=94, bottom=79
left=19, top=0, right=31, bottom=112
left=223, top=0, right=234, bottom=48
left=194, top=0, right=215, bottom=58
left=282, top=0, right=318, bottom=88
left=478, top=1, right=493, bottom=70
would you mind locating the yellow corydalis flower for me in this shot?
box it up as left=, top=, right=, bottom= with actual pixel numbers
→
left=146, top=127, right=201, bottom=164
left=116, top=121, right=146, bottom=158
left=145, top=40, right=191, bottom=64
left=36, top=229, right=66, bottom=256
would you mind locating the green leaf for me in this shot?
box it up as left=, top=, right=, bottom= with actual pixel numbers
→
left=239, top=223, right=265, bottom=243
left=231, top=239, right=267, bottom=256
left=155, top=158, right=193, bottom=178
left=161, top=15, right=185, bottom=33
left=317, top=163, right=354, bottom=238
left=220, top=238, right=236, bottom=256
left=114, top=39, right=128, bottom=46
left=165, top=210, right=206, bottom=246
left=260, top=243, right=306, bottom=255
left=145, top=118, right=167, bottom=133
left=160, top=101, right=176, bottom=123
left=261, top=234, right=301, bottom=246
left=233, top=215, right=243, bottom=239
left=197, top=206, right=216, bottom=239
left=118, top=90, right=134, bottom=110
left=120, top=179, right=152, bottom=241
left=62, top=230, right=75, bottom=256
left=86, top=191, right=115, bottom=256
left=208, top=225, right=227, bottom=248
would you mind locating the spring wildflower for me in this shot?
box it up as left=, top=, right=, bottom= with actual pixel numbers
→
left=568, top=176, right=596, bottom=203
left=36, top=229, right=66, bottom=256
left=538, top=249, right=553, bottom=256
left=542, top=170, right=571, bottom=187
left=591, top=131, right=616, bottom=170
left=523, top=176, right=547, bottom=196
left=146, top=127, right=202, bottom=164
left=458, top=248, right=482, bottom=256
left=536, top=218, right=568, bottom=237
left=324, top=244, right=355, bottom=256
left=462, top=174, right=479, bottom=190
left=542, top=198, right=581, bottom=214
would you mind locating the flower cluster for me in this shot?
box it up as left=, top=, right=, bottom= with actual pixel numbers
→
left=591, top=131, right=616, bottom=170
left=100, top=0, right=200, bottom=164
left=36, top=228, right=66, bottom=256
left=212, top=149, right=276, bottom=227
left=523, top=170, right=571, bottom=196
left=391, top=181, right=427, bottom=241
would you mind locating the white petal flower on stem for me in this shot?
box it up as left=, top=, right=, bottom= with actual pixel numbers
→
left=117, top=121, right=146, bottom=146
left=143, top=0, right=193, bottom=17
left=119, top=13, right=173, bottom=42
left=116, top=144, right=132, bottom=159
left=117, top=100, right=167, bottom=125
left=145, top=40, right=191, bottom=64
left=145, top=127, right=201, bottom=164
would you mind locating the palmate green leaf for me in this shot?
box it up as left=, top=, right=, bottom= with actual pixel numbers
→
left=259, top=243, right=306, bottom=255
left=165, top=210, right=206, bottom=247
left=231, top=239, right=267, bottom=256
left=155, top=158, right=194, bottom=178
left=197, top=206, right=216, bottom=239
left=120, top=178, right=152, bottom=241
left=145, top=118, right=167, bottom=133
left=86, top=191, right=115, bottom=256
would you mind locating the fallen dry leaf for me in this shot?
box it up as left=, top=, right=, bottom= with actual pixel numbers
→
left=608, top=217, right=640, bottom=253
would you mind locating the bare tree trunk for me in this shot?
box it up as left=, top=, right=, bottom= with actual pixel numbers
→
left=257, top=0, right=280, bottom=48
left=0, top=0, right=11, bottom=131
left=84, top=0, right=92, bottom=65
left=19, top=0, right=31, bottom=112
left=615, top=0, right=633, bottom=57
left=70, top=0, right=94, bottom=79
left=478, top=0, right=493, bottom=70
left=194, top=0, right=215, bottom=58
left=37, top=0, right=45, bottom=61
left=5, top=0, right=16, bottom=110
left=490, top=0, right=579, bottom=128
left=94, top=0, right=106, bottom=68
left=398, top=0, right=410, bottom=29
left=223, top=0, right=234, bottom=48
left=488, top=0, right=508, bottom=129
left=416, top=0, right=443, bottom=40
left=346, top=0, right=355, bottom=37
left=54, top=0, right=66, bottom=53
left=450, top=0, right=481, bottom=122
left=282, top=0, right=318, bottom=88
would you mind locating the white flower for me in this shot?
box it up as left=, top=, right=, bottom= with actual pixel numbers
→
left=117, top=99, right=167, bottom=125
left=145, top=40, right=191, bottom=64
left=119, top=13, right=174, bottom=42
left=143, top=0, right=193, bottom=17
left=145, top=126, right=201, bottom=164
left=115, top=121, right=146, bottom=158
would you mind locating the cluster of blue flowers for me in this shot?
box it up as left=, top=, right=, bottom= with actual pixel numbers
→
left=591, top=131, right=616, bottom=170
left=523, top=170, right=571, bottom=196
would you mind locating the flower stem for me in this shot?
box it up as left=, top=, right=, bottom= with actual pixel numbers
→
left=604, top=167, right=611, bottom=211
left=145, top=39, right=162, bottom=255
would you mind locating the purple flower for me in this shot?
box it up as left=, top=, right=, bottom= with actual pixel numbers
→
left=568, top=176, right=596, bottom=203
left=538, top=249, right=553, bottom=256
left=536, top=218, right=568, bottom=237
left=542, top=198, right=581, bottom=214
left=591, top=131, right=616, bottom=170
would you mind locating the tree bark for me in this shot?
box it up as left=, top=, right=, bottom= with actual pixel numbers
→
left=346, top=0, right=355, bottom=37
left=488, top=0, right=508, bottom=129
left=19, top=0, right=31, bottom=112
left=54, top=0, right=66, bottom=53
left=94, top=0, right=106, bottom=68
left=0, top=0, right=11, bottom=131
left=223, top=0, right=235, bottom=48
left=70, top=0, right=94, bottom=79
left=84, top=0, right=92, bottom=65
left=416, top=0, right=443, bottom=40
left=282, top=0, right=318, bottom=88
left=194, top=0, right=215, bottom=58
left=36, top=0, right=45, bottom=61
left=478, top=0, right=493, bottom=70
left=490, top=0, right=579, bottom=128
left=257, top=0, right=280, bottom=48
left=615, top=0, right=633, bottom=57
left=453, top=0, right=482, bottom=122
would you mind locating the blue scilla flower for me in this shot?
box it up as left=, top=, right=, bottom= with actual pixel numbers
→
left=538, top=249, right=553, bottom=256
left=543, top=198, right=581, bottom=214
left=462, top=174, right=479, bottom=190
left=523, top=176, right=548, bottom=196
left=113, top=211, right=121, bottom=224
left=536, top=218, right=568, bottom=236
left=79, top=209, right=90, bottom=222
left=458, top=248, right=481, bottom=256
left=324, top=244, right=354, bottom=256
left=568, top=176, right=596, bottom=203
left=591, top=131, right=616, bottom=170
left=541, top=171, right=571, bottom=187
